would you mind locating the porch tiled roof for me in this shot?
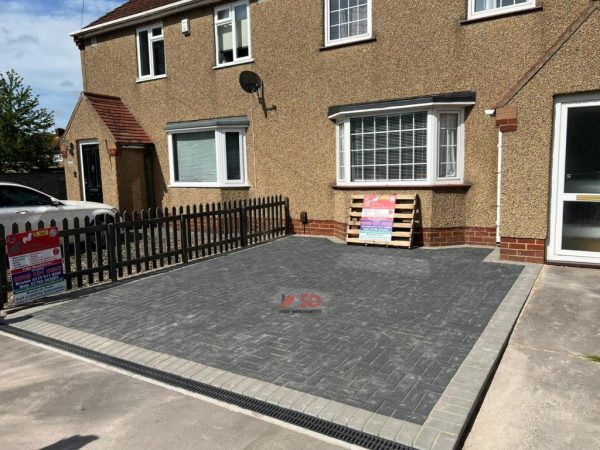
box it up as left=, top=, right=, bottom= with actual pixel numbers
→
left=86, top=0, right=181, bottom=28
left=84, top=92, right=152, bottom=145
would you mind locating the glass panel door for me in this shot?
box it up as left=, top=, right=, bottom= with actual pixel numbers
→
left=550, top=98, right=600, bottom=263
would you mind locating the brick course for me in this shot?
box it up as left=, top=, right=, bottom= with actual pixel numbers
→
left=500, top=237, right=546, bottom=264
left=289, top=219, right=346, bottom=241
left=289, top=220, right=499, bottom=248
left=290, top=220, right=546, bottom=264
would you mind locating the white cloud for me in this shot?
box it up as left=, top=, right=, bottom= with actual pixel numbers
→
left=0, top=0, right=121, bottom=127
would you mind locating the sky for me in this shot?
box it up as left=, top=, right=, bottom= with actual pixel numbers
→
left=0, top=0, right=122, bottom=128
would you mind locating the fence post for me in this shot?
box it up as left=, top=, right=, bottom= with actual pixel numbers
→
left=181, top=214, right=189, bottom=264
left=284, top=197, right=290, bottom=235
left=0, top=225, right=7, bottom=310
left=106, top=222, right=118, bottom=282
left=240, top=202, right=247, bottom=247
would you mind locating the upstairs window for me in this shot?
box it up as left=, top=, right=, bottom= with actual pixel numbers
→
left=214, top=1, right=251, bottom=67
left=325, top=0, right=372, bottom=47
left=136, top=23, right=166, bottom=81
left=469, top=0, right=536, bottom=20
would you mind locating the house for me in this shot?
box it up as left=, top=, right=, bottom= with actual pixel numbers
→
left=62, top=0, right=600, bottom=266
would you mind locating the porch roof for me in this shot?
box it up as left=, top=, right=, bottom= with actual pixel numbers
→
left=84, top=92, right=153, bottom=146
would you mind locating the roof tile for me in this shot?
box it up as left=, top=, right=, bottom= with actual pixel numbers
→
left=86, top=0, right=181, bottom=28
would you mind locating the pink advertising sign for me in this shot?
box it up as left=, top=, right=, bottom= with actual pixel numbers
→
left=359, top=195, right=396, bottom=242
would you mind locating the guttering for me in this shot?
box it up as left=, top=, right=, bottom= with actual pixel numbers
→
left=71, top=0, right=218, bottom=38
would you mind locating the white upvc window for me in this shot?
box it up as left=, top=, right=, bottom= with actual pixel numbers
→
left=214, top=1, right=252, bottom=67
left=136, top=23, right=166, bottom=81
left=168, top=127, right=247, bottom=187
left=468, top=0, right=536, bottom=20
left=336, top=109, right=464, bottom=186
left=325, top=0, right=372, bottom=47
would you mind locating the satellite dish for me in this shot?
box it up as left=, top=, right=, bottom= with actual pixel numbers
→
left=240, top=71, right=262, bottom=94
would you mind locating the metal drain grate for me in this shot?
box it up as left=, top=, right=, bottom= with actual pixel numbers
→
left=1, top=324, right=414, bottom=450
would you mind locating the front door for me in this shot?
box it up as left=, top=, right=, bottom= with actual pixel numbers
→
left=80, top=142, right=103, bottom=203
left=549, top=95, right=600, bottom=264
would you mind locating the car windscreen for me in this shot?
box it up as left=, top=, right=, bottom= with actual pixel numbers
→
left=0, top=186, right=53, bottom=207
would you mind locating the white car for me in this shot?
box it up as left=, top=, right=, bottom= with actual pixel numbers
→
left=0, top=182, right=118, bottom=233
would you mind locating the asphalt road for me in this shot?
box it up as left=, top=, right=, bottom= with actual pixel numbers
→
left=0, top=334, right=343, bottom=450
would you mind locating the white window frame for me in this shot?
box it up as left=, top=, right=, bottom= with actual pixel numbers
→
left=167, top=126, right=248, bottom=188
left=136, top=22, right=166, bottom=82
left=335, top=108, right=465, bottom=187
left=214, top=1, right=252, bottom=68
left=325, top=0, right=372, bottom=48
left=467, top=0, right=536, bottom=21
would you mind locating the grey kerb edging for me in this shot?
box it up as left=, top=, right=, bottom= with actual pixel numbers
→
left=2, top=263, right=541, bottom=450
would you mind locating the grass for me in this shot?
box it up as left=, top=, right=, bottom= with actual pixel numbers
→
left=585, top=355, right=600, bottom=363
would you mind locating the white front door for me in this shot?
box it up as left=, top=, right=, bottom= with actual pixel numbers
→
left=548, top=94, right=600, bottom=264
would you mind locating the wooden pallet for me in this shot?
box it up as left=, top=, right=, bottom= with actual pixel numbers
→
left=345, top=194, right=417, bottom=248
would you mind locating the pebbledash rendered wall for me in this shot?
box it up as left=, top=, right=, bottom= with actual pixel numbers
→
left=63, top=0, right=600, bottom=262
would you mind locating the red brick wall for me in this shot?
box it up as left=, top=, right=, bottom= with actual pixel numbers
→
left=419, top=228, right=466, bottom=246
left=417, top=227, right=496, bottom=247
left=289, top=219, right=346, bottom=241
left=289, top=220, right=546, bottom=264
left=500, top=237, right=546, bottom=264
left=289, top=220, right=499, bottom=248
left=465, top=227, right=497, bottom=246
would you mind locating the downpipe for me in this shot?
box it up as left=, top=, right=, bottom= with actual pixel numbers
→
left=496, top=130, right=503, bottom=244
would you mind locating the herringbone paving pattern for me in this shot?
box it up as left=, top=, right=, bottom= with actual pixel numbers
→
left=34, top=237, right=522, bottom=424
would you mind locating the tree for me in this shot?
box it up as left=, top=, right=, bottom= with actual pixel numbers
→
left=0, top=70, right=55, bottom=172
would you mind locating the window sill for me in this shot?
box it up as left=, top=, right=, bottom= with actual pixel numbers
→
left=461, top=5, right=543, bottom=25
left=213, top=59, right=255, bottom=70
left=168, top=184, right=250, bottom=190
left=136, top=74, right=167, bottom=83
left=320, top=36, right=376, bottom=52
left=331, top=183, right=471, bottom=191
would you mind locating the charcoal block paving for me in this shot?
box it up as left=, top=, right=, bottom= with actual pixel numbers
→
left=32, top=237, right=522, bottom=425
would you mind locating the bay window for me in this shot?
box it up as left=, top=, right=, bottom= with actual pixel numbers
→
left=168, top=127, right=247, bottom=187
left=336, top=109, right=464, bottom=186
left=136, top=23, right=166, bottom=80
left=214, top=1, right=251, bottom=67
left=468, top=0, right=536, bottom=20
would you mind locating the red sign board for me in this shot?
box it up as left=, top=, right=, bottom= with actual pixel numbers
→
left=6, top=227, right=64, bottom=306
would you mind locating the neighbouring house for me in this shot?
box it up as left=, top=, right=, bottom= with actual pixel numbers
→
left=63, top=0, right=600, bottom=265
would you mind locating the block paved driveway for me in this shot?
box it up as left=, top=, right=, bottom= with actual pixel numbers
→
left=33, top=237, right=523, bottom=425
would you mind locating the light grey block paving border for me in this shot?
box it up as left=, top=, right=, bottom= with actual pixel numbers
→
left=412, top=264, right=542, bottom=450
left=2, top=263, right=541, bottom=450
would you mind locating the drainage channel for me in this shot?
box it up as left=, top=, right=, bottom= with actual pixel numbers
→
left=1, top=324, right=414, bottom=450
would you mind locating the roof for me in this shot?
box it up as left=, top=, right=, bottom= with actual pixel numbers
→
left=86, top=0, right=180, bottom=28
left=328, top=92, right=477, bottom=119
left=84, top=92, right=152, bottom=145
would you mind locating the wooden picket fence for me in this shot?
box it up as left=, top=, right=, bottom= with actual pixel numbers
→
left=0, top=196, right=289, bottom=308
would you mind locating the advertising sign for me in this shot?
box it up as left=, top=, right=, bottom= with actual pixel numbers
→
left=359, top=195, right=396, bottom=242
left=6, top=227, right=64, bottom=306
